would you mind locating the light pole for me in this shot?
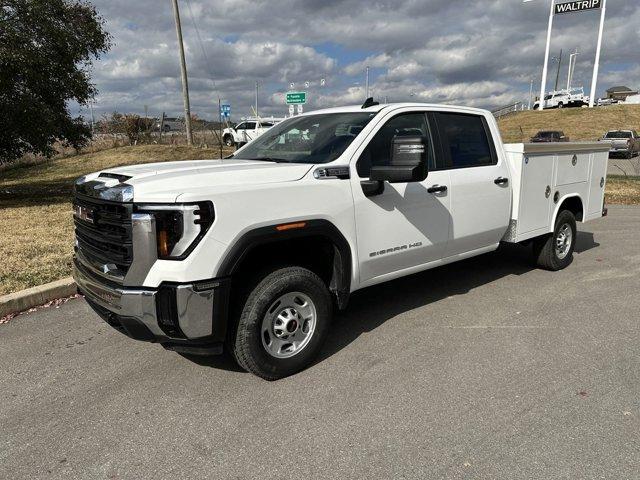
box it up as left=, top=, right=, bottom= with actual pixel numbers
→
left=255, top=81, right=259, bottom=118
left=567, top=49, right=580, bottom=90
left=528, top=79, right=534, bottom=110
left=589, top=0, right=607, bottom=107
left=523, top=0, right=555, bottom=111
left=365, top=66, right=370, bottom=99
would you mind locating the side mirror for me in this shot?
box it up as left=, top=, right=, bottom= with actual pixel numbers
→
left=369, top=136, right=429, bottom=184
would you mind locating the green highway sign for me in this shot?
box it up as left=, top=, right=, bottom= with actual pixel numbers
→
left=286, top=91, right=307, bottom=104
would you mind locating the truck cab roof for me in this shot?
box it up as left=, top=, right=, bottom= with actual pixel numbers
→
left=301, top=102, right=492, bottom=117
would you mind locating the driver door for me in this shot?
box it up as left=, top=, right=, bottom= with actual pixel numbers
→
left=350, top=110, right=451, bottom=285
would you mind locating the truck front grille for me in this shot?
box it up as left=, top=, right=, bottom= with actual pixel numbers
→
left=73, top=194, right=134, bottom=272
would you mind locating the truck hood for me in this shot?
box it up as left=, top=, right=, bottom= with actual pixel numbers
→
left=86, top=159, right=314, bottom=202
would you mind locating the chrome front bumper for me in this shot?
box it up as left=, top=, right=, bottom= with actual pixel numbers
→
left=73, top=258, right=227, bottom=344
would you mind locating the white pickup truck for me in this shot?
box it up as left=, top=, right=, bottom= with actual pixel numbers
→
left=222, top=117, right=283, bottom=148
left=533, top=88, right=588, bottom=109
left=73, top=101, right=609, bottom=379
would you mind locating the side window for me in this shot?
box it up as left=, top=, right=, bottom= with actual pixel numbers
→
left=235, top=122, right=246, bottom=130
left=435, top=113, right=496, bottom=168
left=357, top=113, right=434, bottom=178
left=245, top=122, right=257, bottom=130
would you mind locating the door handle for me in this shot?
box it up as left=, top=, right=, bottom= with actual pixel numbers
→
left=494, top=177, right=509, bottom=185
left=427, top=185, right=447, bottom=194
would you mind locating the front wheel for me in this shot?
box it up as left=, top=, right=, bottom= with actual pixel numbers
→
left=229, top=267, right=332, bottom=380
left=532, top=210, right=577, bottom=271
left=223, top=134, right=234, bottom=147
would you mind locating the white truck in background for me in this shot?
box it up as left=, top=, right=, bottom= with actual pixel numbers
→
left=534, top=87, right=588, bottom=109
left=222, top=116, right=284, bottom=148
left=73, top=101, right=609, bottom=380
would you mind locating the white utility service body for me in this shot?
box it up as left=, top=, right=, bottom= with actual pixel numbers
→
left=72, top=102, right=609, bottom=379
left=502, top=142, right=609, bottom=243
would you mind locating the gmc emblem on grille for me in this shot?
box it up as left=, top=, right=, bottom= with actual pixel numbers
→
left=74, top=205, right=94, bottom=224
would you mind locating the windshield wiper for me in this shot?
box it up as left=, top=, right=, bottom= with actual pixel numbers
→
left=248, top=157, right=291, bottom=163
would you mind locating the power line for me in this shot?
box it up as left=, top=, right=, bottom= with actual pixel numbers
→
left=184, top=0, right=219, bottom=97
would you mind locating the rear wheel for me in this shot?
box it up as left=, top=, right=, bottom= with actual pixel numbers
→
left=532, top=210, right=577, bottom=271
left=557, top=102, right=564, bottom=109
left=223, top=134, right=234, bottom=147
left=229, top=267, right=332, bottom=380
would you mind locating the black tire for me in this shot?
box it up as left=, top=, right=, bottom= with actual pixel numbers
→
left=223, top=134, right=234, bottom=147
left=229, top=267, right=332, bottom=380
left=557, top=102, right=564, bottom=109
left=532, top=210, right=577, bottom=271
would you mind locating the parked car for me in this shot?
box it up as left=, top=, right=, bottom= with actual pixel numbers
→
left=530, top=130, right=569, bottom=142
left=598, top=130, right=640, bottom=158
left=597, top=98, right=618, bottom=107
left=73, top=101, right=609, bottom=379
left=222, top=117, right=284, bottom=148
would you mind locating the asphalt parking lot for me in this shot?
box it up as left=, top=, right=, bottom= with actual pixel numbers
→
left=1, top=205, right=639, bottom=479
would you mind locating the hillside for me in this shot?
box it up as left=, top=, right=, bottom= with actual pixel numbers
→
left=497, top=104, right=640, bottom=143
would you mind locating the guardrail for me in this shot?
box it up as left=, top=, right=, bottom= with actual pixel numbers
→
left=492, top=102, right=528, bottom=119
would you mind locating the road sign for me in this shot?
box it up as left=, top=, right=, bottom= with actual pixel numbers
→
left=554, top=0, right=601, bottom=15
left=220, top=104, right=231, bottom=119
left=297, top=104, right=303, bottom=115
left=288, top=105, right=295, bottom=116
left=286, top=92, right=306, bottom=104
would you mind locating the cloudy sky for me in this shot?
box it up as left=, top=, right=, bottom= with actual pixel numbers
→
left=80, top=0, right=640, bottom=120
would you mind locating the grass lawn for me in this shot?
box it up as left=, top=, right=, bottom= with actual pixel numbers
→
left=0, top=145, right=232, bottom=296
left=1, top=143, right=639, bottom=297
left=605, top=175, right=640, bottom=205
left=498, top=104, right=640, bottom=143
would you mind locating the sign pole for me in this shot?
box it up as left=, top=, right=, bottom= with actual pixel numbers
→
left=589, top=0, right=606, bottom=108
left=218, top=98, right=222, bottom=159
left=539, top=0, right=555, bottom=111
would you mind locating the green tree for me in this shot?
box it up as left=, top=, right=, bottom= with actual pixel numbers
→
left=0, top=0, right=111, bottom=163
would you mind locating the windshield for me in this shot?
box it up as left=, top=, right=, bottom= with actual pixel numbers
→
left=238, top=112, right=377, bottom=164
left=606, top=131, right=632, bottom=139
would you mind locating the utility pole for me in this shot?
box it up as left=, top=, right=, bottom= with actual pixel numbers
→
left=89, top=102, right=95, bottom=134
left=554, top=49, right=563, bottom=92
left=589, top=0, right=607, bottom=108
left=528, top=79, right=534, bottom=110
left=171, top=0, right=193, bottom=145
left=365, top=66, right=370, bottom=99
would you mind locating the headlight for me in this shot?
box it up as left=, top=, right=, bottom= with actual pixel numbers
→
left=137, top=202, right=214, bottom=260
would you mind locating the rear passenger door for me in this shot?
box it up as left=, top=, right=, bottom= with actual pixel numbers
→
left=433, top=112, right=511, bottom=258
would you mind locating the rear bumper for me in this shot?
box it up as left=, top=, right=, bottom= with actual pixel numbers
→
left=73, top=257, right=229, bottom=353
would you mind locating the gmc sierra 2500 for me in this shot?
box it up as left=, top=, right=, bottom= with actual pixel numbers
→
left=73, top=100, right=609, bottom=380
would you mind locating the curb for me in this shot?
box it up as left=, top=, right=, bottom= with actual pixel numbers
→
left=0, top=278, right=77, bottom=318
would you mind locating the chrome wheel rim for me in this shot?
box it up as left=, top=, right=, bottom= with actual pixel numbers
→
left=555, top=223, right=572, bottom=260
left=261, top=292, right=317, bottom=359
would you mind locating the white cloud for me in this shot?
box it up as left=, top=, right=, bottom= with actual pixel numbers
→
left=79, top=0, right=640, bottom=119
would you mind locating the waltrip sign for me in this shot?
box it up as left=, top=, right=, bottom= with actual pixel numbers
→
left=554, top=0, right=601, bottom=15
